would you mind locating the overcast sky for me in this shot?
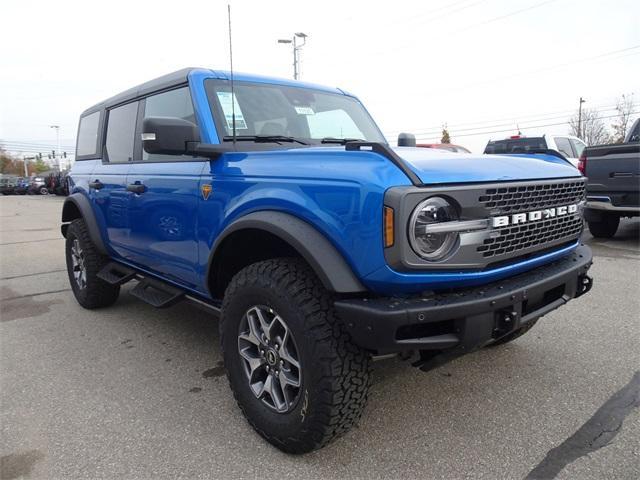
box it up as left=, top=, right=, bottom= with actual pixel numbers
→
left=1, top=0, right=638, bottom=156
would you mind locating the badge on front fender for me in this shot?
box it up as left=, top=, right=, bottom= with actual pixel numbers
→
left=201, top=184, right=212, bottom=200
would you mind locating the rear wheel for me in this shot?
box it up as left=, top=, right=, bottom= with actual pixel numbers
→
left=65, top=218, right=120, bottom=309
left=220, top=258, right=371, bottom=454
left=39, top=187, right=49, bottom=195
left=588, top=213, right=619, bottom=238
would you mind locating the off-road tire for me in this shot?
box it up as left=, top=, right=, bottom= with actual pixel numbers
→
left=587, top=214, right=619, bottom=238
left=488, top=318, right=539, bottom=347
left=65, top=218, right=120, bottom=309
left=220, top=258, right=371, bottom=454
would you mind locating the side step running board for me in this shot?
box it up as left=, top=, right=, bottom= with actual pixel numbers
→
left=97, top=261, right=220, bottom=312
left=97, top=262, right=137, bottom=285
left=130, top=278, right=185, bottom=308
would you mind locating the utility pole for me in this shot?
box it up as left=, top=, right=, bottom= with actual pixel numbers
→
left=278, top=32, right=308, bottom=80
left=23, top=156, right=35, bottom=177
left=50, top=125, right=61, bottom=171
left=577, top=97, right=586, bottom=140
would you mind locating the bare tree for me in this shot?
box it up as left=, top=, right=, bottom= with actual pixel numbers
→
left=569, top=109, right=610, bottom=146
left=610, top=94, right=635, bottom=143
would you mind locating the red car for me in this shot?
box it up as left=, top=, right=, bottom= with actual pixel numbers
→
left=417, top=143, right=471, bottom=153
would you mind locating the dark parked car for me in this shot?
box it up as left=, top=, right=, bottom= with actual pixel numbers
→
left=0, top=176, right=18, bottom=195
left=28, top=176, right=49, bottom=195
left=582, top=118, right=640, bottom=237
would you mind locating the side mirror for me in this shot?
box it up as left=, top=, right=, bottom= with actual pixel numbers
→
left=397, top=132, right=416, bottom=147
left=142, top=117, right=200, bottom=155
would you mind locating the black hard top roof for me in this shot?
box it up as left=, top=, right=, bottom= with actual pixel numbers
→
left=81, top=67, right=197, bottom=116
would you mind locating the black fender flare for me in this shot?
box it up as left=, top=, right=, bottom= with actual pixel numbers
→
left=208, top=211, right=366, bottom=294
left=61, top=193, right=108, bottom=255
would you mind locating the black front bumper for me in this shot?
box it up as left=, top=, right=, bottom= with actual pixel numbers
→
left=335, top=245, right=593, bottom=356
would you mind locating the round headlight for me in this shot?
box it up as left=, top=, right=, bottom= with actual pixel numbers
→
left=409, top=196, right=459, bottom=260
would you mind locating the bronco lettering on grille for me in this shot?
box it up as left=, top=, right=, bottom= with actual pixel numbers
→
left=491, top=204, right=578, bottom=228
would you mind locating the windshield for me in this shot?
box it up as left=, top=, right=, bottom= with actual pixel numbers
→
left=205, top=79, right=386, bottom=145
left=484, top=137, right=547, bottom=154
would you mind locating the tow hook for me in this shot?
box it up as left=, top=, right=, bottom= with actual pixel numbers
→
left=493, top=309, right=519, bottom=338
left=575, top=274, right=593, bottom=298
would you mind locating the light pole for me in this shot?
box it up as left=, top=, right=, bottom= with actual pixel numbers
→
left=24, top=156, right=33, bottom=177
left=577, top=97, right=586, bottom=140
left=278, top=32, right=308, bottom=80
left=50, top=125, right=61, bottom=170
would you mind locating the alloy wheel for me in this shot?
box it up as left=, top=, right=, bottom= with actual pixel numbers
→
left=70, top=238, right=87, bottom=289
left=237, top=305, right=302, bottom=413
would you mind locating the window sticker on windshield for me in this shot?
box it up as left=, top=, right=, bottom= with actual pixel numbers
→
left=216, top=91, right=248, bottom=130
left=294, top=106, right=315, bottom=115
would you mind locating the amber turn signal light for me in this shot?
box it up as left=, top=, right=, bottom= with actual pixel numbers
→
left=384, top=206, right=394, bottom=248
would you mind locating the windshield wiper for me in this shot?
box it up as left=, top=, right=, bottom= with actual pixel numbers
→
left=320, top=137, right=365, bottom=145
left=223, top=135, right=309, bottom=145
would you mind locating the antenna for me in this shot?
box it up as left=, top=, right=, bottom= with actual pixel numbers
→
left=227, top=4, right=236, bottom=148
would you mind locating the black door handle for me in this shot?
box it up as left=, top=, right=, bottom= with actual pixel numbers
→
left=89, top=180, right=104, bottom=190
left=127, top=183, right=146, bottom=194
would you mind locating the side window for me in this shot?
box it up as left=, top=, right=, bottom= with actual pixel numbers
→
left=569, top=139, right=586, bottom=158
left=554, top=137, right=574, bottom=158
left=76, top=111, right=101, bottom=157
left=105, top=102, right=138, bottom=163
left=142, top=87, right=195, bottom=162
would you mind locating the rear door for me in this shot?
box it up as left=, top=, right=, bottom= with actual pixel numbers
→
left=89, top=101, right=137, bottom=259
left=122, top=86, right=206, bottom=289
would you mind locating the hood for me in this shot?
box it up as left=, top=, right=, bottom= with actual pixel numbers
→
left=392, top=147, right=580, bottom=184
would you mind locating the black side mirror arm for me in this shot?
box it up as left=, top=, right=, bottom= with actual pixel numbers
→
left=186, top=142, right=234, bottom=159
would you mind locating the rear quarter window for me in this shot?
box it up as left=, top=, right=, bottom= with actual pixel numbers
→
left=76, top=111, right=101, bottom=157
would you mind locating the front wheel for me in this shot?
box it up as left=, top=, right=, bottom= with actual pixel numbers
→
left=221, top=258, right=371, bottom=454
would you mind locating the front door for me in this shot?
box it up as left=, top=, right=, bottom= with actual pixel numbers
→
left=121, top=86, right=206, bottom=289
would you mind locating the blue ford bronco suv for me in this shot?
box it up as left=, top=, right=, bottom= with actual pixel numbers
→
left=62, top=68, right=593, bottom=453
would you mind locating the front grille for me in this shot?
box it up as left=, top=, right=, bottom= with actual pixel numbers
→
left=478, top=180, right=585, bottom=215
left=477, top=213, right=583, bottom=258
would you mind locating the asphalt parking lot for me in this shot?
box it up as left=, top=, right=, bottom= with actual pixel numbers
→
left=1, top=195, right=638, bottom=479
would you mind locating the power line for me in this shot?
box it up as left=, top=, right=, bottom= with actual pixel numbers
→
left=459, top=0, right=558, bottom=32
left=1, top=143, right=75, bottom=151
left=382, top=0, right=490, bottom=30
left=382, top=45, right=639, bottom=111
left=383, top=103, right=636, bottom=137
left=439, top=47, right=640, bottom=94
left=414, top=112, right=634, bottom=140
left=375, top=0, right=561, bottom=56
left=1, top=140, right=75, bottom=147
left=408, top=0, right=489, bottom=27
